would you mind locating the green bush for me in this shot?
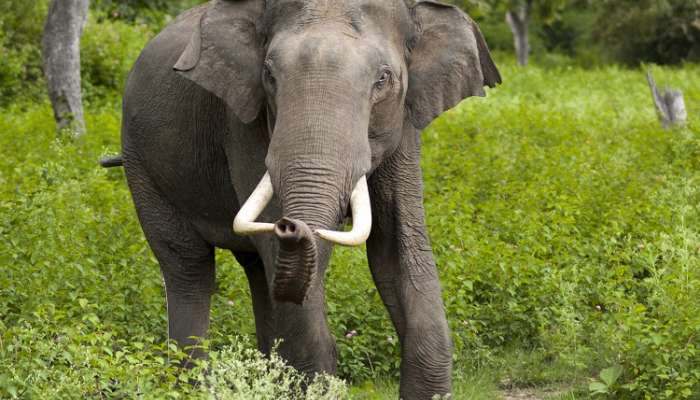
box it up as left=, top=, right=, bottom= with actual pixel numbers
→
left=202, top=341, right=348, bottom=399
left=537, top=5, right=603, bottom=66
left=595, top=0, right=700, bottom=65
left=0, top=0, right=49, bottom=105
left=91, top=0, right=204, bottom=27
left=81, top=16, right=155, bottom=98
left=588, top=177, right=700, bottom=399
left=0, top=0, right=179, bottom=105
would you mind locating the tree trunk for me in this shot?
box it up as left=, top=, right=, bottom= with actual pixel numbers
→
left=647, top=71, right=687, bottom=129
left=506, top=0, right=532, bottom=66
left=42, top=0, right=89, bottom=137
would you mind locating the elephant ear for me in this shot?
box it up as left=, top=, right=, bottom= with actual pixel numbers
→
left=406, top=1, right=501, bottom=130
left=174, top=0, right=265, bottom=124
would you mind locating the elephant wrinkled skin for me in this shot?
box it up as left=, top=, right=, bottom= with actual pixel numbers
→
left=118, top=0, right=500, bottom=398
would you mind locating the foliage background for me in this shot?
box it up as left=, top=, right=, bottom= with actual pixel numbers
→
left=1, top=0, right=699, bottom=399
left=447, top=0, right=700, bottom=66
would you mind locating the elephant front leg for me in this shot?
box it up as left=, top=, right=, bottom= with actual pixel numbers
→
left=396, top=275, right=452, bottom=399
left=366, top=130, right=452, bottom=399
left=368, top=221, right=453, bottom=400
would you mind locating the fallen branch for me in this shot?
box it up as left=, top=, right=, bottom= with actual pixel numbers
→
left=646, top=71, right=687, bottom=129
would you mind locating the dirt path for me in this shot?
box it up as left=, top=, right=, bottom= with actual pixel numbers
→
left=499, top=388, right=542, bottom=400
left=498, top=385, right=570, bottom=400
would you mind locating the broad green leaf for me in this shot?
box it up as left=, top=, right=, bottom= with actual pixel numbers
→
left=600, top=365, right=623, bottom=387
left=589, top=381, right=609, bottom=394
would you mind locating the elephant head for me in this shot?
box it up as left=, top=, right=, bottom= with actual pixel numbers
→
left=174, top=0, right=500, bottom=304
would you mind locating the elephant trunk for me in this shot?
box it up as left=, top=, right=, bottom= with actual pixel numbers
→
left=271, top=163, right=347, bottom=304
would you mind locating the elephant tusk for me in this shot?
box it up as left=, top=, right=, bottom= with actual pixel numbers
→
left=315, top=175, right=372, bottom=247
left=233, top=172, right=276, bottom=235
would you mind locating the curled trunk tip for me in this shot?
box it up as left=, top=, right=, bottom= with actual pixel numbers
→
left=273, top=218, right=317, bottom=304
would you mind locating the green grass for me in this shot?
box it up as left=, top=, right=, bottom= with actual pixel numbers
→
left=1, top=55, right=699, bottom=399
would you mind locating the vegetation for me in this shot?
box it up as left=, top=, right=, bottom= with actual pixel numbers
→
left=1, top=1, right=699, bottom=399
left=448, top=0, right=700, bottom=66
left=594, top=0, right=700, bottom=65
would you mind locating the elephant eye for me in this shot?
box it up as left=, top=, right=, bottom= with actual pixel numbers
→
left=375, top=70, right=392, bottom=90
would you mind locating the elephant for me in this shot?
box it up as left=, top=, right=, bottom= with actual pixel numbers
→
left=108, top=0, right=500, bottom=398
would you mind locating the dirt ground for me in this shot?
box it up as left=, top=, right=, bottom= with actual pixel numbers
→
left=498, top=380, right=570, bottom=400
left=499, top=388, right=542, bottom=400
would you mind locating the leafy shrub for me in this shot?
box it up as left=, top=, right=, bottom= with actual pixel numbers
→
left=91, top=0, right=204, bottom=27
left=0, top=0, right=49, bottom=104
left=595, top=0, right=700, bottom=65
left=0, top=0, right=49, bottom=44
left=202, top=341, right=348, bottom=399
left=0, top=0, right=185, bottom=105
left=588, top=178, right=700, bottom=399
left=81, top=16, right=155, bottom=98
left=537, top=5, right=604, bottom=66
left=1, top=317, right=345, bottom=399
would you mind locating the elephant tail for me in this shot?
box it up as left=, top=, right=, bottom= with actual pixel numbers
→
left=100, top=154, right=124, bottom=168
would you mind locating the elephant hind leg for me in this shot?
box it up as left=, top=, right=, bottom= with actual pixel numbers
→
left=147, top=224, right=215, bottom=364
left=126, top=170, right=216, bottom=364
left=158, top=240, right=215, bottom=365
left=233, top=252, right=274, bottom=355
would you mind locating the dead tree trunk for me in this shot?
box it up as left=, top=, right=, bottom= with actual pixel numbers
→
left=506, top=0, right=532, bottom=66
left=647, top=71, right=687, bottom=129
left=42, top=0, right=89, bottom=137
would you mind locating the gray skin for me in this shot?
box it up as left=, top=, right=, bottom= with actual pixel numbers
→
left=120, top=0, right=500, bottom=398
